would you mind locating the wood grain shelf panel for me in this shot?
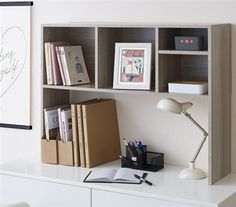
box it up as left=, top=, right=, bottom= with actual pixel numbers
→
left=158, top=50, right=208, bottom=55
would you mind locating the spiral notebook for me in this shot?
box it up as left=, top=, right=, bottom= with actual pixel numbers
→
left=83, top=168, right=145, bottom=184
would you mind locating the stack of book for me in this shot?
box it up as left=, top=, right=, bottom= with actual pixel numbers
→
left=44, top=42, right=90, bottom=86
left=43, top=99, right=121, bottom=167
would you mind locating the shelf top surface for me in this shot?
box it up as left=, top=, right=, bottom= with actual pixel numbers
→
left=0, top=160, right=235, bottom=206
left=42, top=22, right=230, bottom=28
left=158, top=50, right=209, bottom=55
left=43, top=85, right=208, bottom=98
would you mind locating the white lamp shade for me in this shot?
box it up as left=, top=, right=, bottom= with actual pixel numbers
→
left=156, top=98, right=193, bottom=114
left=156, top=98, right=182, bottom=114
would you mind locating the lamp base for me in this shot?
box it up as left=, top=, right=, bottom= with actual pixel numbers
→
left=179, top=162, right=207, bottom=179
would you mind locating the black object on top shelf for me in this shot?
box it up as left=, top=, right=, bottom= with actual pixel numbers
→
left=175, top=36, right=204, bottom=51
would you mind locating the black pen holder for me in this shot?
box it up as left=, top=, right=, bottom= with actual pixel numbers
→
left=121, top=145, right=164, bottom=172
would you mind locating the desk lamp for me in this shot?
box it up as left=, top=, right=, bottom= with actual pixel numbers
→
left=156, top=98, right=208, bottom=179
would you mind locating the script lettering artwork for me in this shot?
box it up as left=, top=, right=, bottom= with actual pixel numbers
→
left=0, top=26, right=26, bottom=98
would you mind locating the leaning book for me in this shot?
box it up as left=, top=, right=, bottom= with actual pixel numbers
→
left=44, top=106, right=59, bottom=141
left=83, top=168, right=143, bottom=184
left=60, top=46, right=90, bottom=85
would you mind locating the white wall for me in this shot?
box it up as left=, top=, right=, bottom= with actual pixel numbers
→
left=0, top=0, right=235, bottom=172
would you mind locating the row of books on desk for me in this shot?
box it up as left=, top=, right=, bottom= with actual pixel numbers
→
left=44, top=42, right=90, bottom=85
left=43, top=99, right=121, bottom=168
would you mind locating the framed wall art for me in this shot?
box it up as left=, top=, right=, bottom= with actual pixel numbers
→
left=113, top=43, right=151, bottom=90
left=0, top=1, right=33, bottom=129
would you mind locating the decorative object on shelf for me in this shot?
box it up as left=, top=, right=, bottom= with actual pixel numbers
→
left=156, top=98, right=208, bottom=179
left=113, top=43, right=151, bottom=90
left=168, top=81, right=208, bottom=94
left=120, top=138, right=164, bottom=172
left=175, top=36, right=204, bottom=51
left=0, top=1, right=33, bottom=130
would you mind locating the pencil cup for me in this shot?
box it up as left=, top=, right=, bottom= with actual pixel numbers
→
left=125, top=145, right=147, bottom=168
left=41, top=136, right=58, bottom=164
left=121, top=145, right=164, bottom=172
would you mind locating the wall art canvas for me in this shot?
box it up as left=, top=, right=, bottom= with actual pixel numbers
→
left=0, top=2, right=33, bottom=129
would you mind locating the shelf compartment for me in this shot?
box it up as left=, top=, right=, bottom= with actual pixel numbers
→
left=158, top=27, right=208, bottom=51
left=42, top=26, right=96, bottom=85
left=158, top=54, right=208, bottom=92
left=97, top=27, right=156, bottom=90
left=43, top=88, right=70, bottom=108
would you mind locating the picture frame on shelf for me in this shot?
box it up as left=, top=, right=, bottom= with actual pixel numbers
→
left=113, top=43, right=152, bottom=90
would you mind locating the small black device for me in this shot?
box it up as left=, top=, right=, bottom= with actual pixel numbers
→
left=175, top=36, right=204, bottom=51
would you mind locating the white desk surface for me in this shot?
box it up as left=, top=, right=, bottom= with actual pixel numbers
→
left=0, top=160, right=236, bottom=207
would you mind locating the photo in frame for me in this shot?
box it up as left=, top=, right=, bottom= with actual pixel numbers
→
left=113, top=43, right=152, bottom=90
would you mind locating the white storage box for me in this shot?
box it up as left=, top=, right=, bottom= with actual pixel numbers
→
left=168, top=81, right=208, bottom=94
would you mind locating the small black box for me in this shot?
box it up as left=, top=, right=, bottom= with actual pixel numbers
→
left=175, top=36, right=203, bottom=51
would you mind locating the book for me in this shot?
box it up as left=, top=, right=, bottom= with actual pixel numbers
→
left=56, top=46, right=66, bottom=85
left=76, top=99, right=100, bottom=167
left=57, top=105, right=70, bottom=141
left=61, top=108, right=72, bottom=142
left=50, top=42, right=68, bottom=85
left=77, top=103, right=86, bottom=167
left=44, top=106, right=59, bottom=141
left=83, top=168, right=143, bottom=184
left=71, top=104, right=80, bottom=167
left=44, top=42, right=53, bottom=84
left=82, top=99, right=121, bottom=168
left=58, top=46, right=70, bottom=85
left=60, top=46, right=90, bottom=85
left=168, top=81, right=208, bottom=94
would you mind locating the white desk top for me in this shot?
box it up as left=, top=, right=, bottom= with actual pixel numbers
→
left=0, top=160, right=236, bottom=207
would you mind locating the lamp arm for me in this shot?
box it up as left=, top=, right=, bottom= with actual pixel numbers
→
left=183, top=112, right=208, bottom=136
left=183, top=112, right=208, bottom=162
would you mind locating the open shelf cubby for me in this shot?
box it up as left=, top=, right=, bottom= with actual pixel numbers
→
left=42, top=23, right=231, bottom=185
left=43, top=26, right=96, bottom=88
left=158, top=27, right=208, bottom=51
left=158, top=54, right=208, bottom=92
left=97, top=27, right=156, bottom=90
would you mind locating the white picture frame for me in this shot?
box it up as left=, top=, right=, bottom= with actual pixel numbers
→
left=113, top=43, right=152, bottom=90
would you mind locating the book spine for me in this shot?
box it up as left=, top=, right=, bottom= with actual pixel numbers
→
left=55, top=46, right=66, bottom=85
left=44, top=43, right=53, bottom=84
left=62, top=109, right=72, bottom=142
left=71, top=104, right=80, bottom=167
left=82, top=105, right=90, bottom=168
left=61, top=111, right=67, bottom=142
left=77, top=105, right=86, bottom=167
left=58, top=108, right=63, bottom=141
left=44, top=109, right=50, bottom=141
left=51, top=44, right=63, bottom=85
left=59, top=47, right=71, bottom=85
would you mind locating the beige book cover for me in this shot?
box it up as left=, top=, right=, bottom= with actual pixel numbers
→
left=77, top=99, right=100, bottom=167
left=71, top=104, right=80, bottom=167
left=82, top=99, right=121, bottom=168
left=44, top=42, right=53, bottom=84
left=77, top=104, right=85, bottom=167
left=62, top=46, right=90, bottom=85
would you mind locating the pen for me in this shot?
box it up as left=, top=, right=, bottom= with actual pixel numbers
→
left=123, top=138, right=137, bottom=161
left=134, top=174, right=153, bottom=186
left=123, top=138, right=129, bottom=146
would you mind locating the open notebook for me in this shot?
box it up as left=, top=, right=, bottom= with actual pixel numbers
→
left=83, top=168, right=144, bottom=184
